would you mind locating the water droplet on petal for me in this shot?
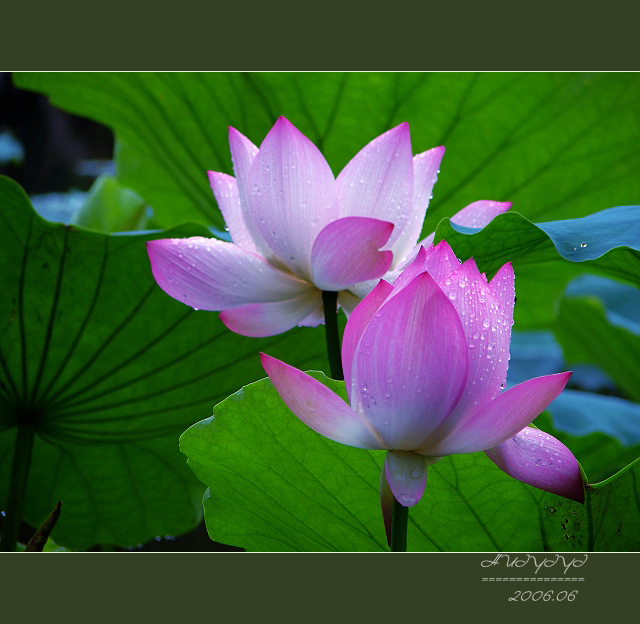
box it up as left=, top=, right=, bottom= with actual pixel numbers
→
left=411, top=469, right=422, bottom=478
left=580, top=242, right=587, bottom=248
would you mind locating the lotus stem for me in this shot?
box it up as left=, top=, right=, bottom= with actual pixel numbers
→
left=390, top=498, right=408, bottom=552
left=322, top=291, right=344, bottom=381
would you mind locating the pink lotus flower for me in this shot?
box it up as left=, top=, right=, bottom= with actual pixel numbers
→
left=146, top=117, right=510, bottom=337
left=261, top=241, right=584, bottom=543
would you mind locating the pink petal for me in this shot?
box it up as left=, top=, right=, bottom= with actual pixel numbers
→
left=341, top=279, right=394, bottom=401
left=310, top=216, right=394, bottom=291
left=260, top=353, right=385, bottom=449
left=489, top=261, right=516, bottom=322
left=229, top=126, right=259, bottom=190
left=336, top=123, right=413, bottom=249
left=348, top=240, right=423, bottom=300
left=297, top=300, right=324, bottom=328
left=248, top=117, right=337, bottom=279
left=337, top=290, right=361, bottom=317
left=389, top=240, right=460, bottom=295
left=353, top=272, right=468, bottom=450
left=388, top=245, right=430, bottom=292
left=228, top=127, right=273, bottom=259
left=207, top=171, right=258, bottom=254
left=423, top=240, right=462, bottom=284
left=220, top=291, right=322, bottom=337
left=451, top=200, right=512, bottom=229
left=391, top=147, right=445, bottom=266
left=433, top=258, right=513, bottom=424
left=384, top=451, right=428, bottom=507
left=346, top=277, right=383, bottom=300
left=425, top=372, right=572, bottom=455
left=485, top=427, right=585, bottom=503
left=146, top=237, right=309, bottom=310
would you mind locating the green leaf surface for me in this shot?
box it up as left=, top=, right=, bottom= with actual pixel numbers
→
left=0, top=176, right=329, bottom=549
left=435, top=208, right=640, bottom=328
left=180, top=374, right=640, bottom=552
left=553, top=296, right=640, bottom=402
left=13, top=73, right=640, bottom=232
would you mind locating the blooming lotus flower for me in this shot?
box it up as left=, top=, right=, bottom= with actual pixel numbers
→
left=146, top=117, right=511, bottom=337
left=261, top=240, right=584, bottom=544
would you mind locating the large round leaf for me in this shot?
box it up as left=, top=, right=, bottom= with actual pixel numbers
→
left=0, top=176, right=329, bottom=549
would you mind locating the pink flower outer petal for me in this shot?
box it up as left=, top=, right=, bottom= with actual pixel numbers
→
left=451, top=200, right=512, bottom=229
left=337, top=290, right=362, bottom=317
left=207, top=171, right=258, bottom=255
left=228, top=127, right=274, bottom=261
left=146, top=237, right=309, bottom=310
left=353, top=272, right=469, bottom=450
left=260, top=353, right=385, bottom=449
left=228, top=126, right=259, bottom=200
left=489, top=261, right=516, bottom=323
left=310, top=216, right=394, bottom=291
left=297, top=300, right=325, bottom=328
left=434, top=258, right=513, bottom=422
left=388, top=245, right=430, bottom=292
left=390, top=146, right=445, bottom=267
left=336, top=123, right=413, bottom=248
left=341, top=279, right=394, bottom=402
left=423, top=372, right=572, bottom=456
left=391, top=240, right=461, bottom=294
left=423, top=240, right=463, bottom=284
left=248, top=117, right=337, bottom=280
left=485, top=427, right=585, bottom=503
left=384, top=451, right=429, bottom=507
left=220, top=291, right=322, bottom=337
